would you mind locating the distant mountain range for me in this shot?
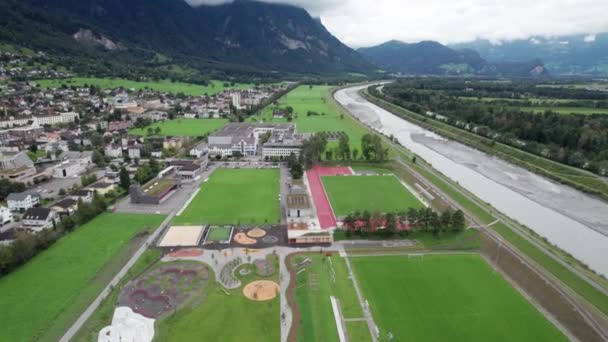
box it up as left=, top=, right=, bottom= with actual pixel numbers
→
left=0, top=0, right=374, bottom=76
left=358, top=40, right=547, bottom=77
left=452, top=33, right=608, bottom=76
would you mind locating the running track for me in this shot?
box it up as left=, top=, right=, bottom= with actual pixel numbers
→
left=306, top=166, right=352, bottom=229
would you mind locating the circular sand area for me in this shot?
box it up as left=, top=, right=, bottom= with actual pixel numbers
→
left=166, top=248, right=204, bottom=258
left=234, top=233, right=257, bottom=245
left=247, top=228, right=267, bottom=238
left=243, top=280, right=280, bottom=301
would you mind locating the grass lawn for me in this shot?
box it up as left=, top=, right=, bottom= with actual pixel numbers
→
left=322, top=175, right=423, bottom=216
left=351, top=254, right=566, bottom=342
left=291, top=254, right=368, bottom=342
left=249, top=85, right=368, bottom=149
left=155, top=256, right=280, bottom=341
left=129, top=118, right=228, bottom=137
left=205, top=226, right=233, bottom=242
left=0, top=213, right=165, bottom=342
left=173, top=168, right=280, bottom=225
left=35, top=78, right=253, bottom=96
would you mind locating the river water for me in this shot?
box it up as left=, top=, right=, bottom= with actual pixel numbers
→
left=335, top=85, right=608, bottom=276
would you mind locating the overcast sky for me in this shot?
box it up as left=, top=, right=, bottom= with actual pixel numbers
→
left=186, top=0, right=608, bottom=48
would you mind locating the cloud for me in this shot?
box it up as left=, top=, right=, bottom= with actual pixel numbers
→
left=185, top=0, right=608, bottom=48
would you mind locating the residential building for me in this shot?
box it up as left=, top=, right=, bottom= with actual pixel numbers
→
left=87, top=182, right=116, bottom=196
left=71, top=189, right=94, bottom=203
left=22, top=207, right=55, bottom=230
left=7, top=191, right=40, bottom=212
left=189, top=141, right=208, bottom=159
left=0, top=206, right=13, bottom=225
left=51, top=198, right=78, bottom=216
left=104, top=144, right=123, bottom=158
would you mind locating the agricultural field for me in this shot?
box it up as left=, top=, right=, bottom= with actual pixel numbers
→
left=35, top=77, right=253, bottom=96
left=351, top=254, right=567, bottom=342
left=518, top=106, right=608, bottom=115
left=155, top=255, right=280, bottom=341
left=249, top=85, right=368, bottom=149
left=129, top=118, right=228, bottom=137
left=291, top=254, right=370, bottom=342
left=322, top=175, right=423, bottom=216
left=0, top=213, right=165, bottom=342
left=173, top=168, right=280, bottom=225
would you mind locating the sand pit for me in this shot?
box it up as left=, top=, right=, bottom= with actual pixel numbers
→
left=243, top=280, right=280, bottom=301
left=166, top=248, right=204, bottom=258
left=234, top=232, right=257, bottom=245
left=247, top=228, right=267, bottom=238
left=158, top=226, right=204, bottom=247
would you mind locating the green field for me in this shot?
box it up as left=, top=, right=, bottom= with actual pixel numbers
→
left=173, top=168, right=280, bottom=225
left=0, top=213, right=165, bottom=342
left=249, top=85, right=368, bottom=149
left=155, top=255, right=280, bottom=341
left=322, top=175, right=423, bottom=216
left=519, top=106, right=608, bottom=115
left=35, top=77, right=253, bottom=96
left=351, top=254, right=566, bottom=342
left=205, top=226, right=233, bottom=242
left=292, top=254, right=370, bottom=342
left=129, top=118, right=228, bottom=137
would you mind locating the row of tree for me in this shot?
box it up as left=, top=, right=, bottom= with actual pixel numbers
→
left=342, top=207, right=466, bottom=237
left=300, top=132, right=389, bottom=169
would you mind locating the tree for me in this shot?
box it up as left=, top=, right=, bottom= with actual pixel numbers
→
left=147, top=127, right=154, bottom=136
left=337, top=134, right=350, bottom=160
left=301, top=133, right=328, bottom=169
left=90, top=132, right=104, bottom=148
left=154, top=127, right=161, bottom=135
left=451, top=210, right=466, bottom=232
left=352, top=148, right=359, bottom=161
left=29, top=144, right=38, bottom=153
left=290, top=161, right=303, bottom=179
left=440, top=209, right=452, bottom=232
left=91, top=150, right=104, bottom=167
left=119, top=167, right=131, bottom=190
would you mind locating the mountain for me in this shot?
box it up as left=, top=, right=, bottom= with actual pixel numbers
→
left=358, top=40, right=547, bottom=77
left=452, top=34, right=608, bottom=76
left=0, top=0, right=374, bottom=76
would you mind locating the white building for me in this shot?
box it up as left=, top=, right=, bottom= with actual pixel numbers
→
left=104, top=144, right=123, bottom=158
left=7, top=191, right=40, bottom=212
left=22, top=207, right=56, bottom=231
left=54, top=160, right=86, bottom=178
left=0, top=206, right=13, bottom=225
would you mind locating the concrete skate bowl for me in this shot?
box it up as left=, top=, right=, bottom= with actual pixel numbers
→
left=119, top=261, right=208, bottom=319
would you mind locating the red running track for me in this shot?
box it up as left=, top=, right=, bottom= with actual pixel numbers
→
left=306, top=165, right=352, bottom=229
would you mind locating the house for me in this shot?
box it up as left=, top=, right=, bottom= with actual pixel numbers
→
left=189, top=141, right=208, bottom=159
left=127, top=146, right=141, bottom=159
left=87, top=182, right=116, bottom=196
left=50, top=198, right=78, bottom=216
left=104, top=144, right=123, bottom=158
left=0, top=206, right=13, bottom=225
left=71, top=189, right=94, bottom=203
left=22, top=207, right=55, bottom=230
left=7, top=191, right=40, bottom=212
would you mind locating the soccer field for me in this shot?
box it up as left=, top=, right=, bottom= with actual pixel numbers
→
left=173, top=168, right=280, bottom=225
left=129, top=118, right=228, bottom=137
left=322, top=175, right=423, bottom=216
left=0, top=213, right=165, bottom=342
left=351, top=254, right=567, bottom=342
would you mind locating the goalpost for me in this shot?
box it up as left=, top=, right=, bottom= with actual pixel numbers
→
left=407, top=253, right=424, bottom=261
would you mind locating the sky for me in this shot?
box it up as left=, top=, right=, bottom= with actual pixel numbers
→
left=186, top=0, right=608, bottom=48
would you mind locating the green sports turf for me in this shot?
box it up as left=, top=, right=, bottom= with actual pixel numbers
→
left=173, top=168, right=280, bottom=225
left=129, top=118, right=228, bottom=137
left=35, top=78, right=253, bottom=96
left=205, top=226, right=232, bottom=242
left=322, top=175, right=423, bottom=216
left=0, top=213, right=165, bottom=342
left=351, top=254, right=567, bottom=342
left=249, top=85, right=368, bottom=149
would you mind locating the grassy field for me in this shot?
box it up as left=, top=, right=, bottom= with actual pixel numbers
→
left=351, top=254, right=566, bottom=342
left=35, top=77, right=254, bottom=96
left=519, top=106, right=608, bottom=115
left=173, top=168, right=280, bottom=225
left=249, top=85, right=368, bottom=149
left=205, top=226, right=233, bottom=242
left=291, top=254, right=370, bottom=342
left=129, top=118, right=228, bottom=137
left=0, top=213, right=165, bottom=342
left=155, top=255, right=280, bottom=341
left=322, top=175, right=423, bottom=216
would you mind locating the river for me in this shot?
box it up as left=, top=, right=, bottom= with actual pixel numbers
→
left=335, top=85, right=608, bottom=276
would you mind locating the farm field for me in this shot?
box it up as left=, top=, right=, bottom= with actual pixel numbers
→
left=35, top=77, right=254, bottom=96
left=249, top=85, right=368, bottom=149
left=155, top=255, right=280, bottom=341
left=322, top=175, right=423, bottom=216
left=519, top=106, right=608, bottom=115
left=129, top=118, right=228, bottom=137
left=0, top=213, right=165, bottom=342
left=351, top=254, right=567, bottom=342
left=291, top=254, right=369, bottom=342
left=173, top=168, right=280, bottom=225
